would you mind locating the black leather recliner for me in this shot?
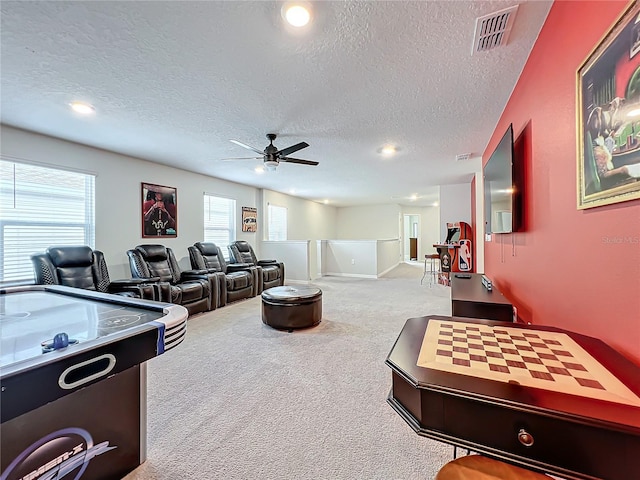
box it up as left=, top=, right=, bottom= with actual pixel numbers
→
left=188, top=242, right=256, bottom=307
left=126, top=244, right=214, bottom=315
left=31, top=246, right=162, bottom=300
left=228, top=240, right=284, bottom=292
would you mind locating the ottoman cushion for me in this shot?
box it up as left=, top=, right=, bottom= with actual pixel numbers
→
left=261, top=286, right=322, bottom=330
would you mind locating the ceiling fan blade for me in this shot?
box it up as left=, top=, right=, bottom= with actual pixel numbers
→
left=221, top=156, right=263, bottom=161
left=277, top=142, right=309, bottom=157
left=230, top=139, right=265, bottom=155
left=279, top=157, right=319, bottom=166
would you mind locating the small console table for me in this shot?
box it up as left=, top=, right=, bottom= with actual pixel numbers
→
left=451, top=273, right=513, bottom=322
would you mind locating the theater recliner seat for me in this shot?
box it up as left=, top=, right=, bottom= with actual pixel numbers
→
left=31, top=245, right=163, bottom=300
left=127, top=244, right=214, bottom=315
left=228, top=240, right=284, bottom=292
left=188, top=242, right=256, bottom=307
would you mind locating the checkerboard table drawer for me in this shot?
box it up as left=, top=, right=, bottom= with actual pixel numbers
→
left=443, top=394, right=640, bottom=479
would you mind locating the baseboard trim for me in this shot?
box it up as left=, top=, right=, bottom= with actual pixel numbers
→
left=323, top=272, right=378, bottom=279
left=377, top=262, right=400, bottom=277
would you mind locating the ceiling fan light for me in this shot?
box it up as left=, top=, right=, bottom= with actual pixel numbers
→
left=265, top=160, right=279, bottom=171
left=283, top=3, right=311, bottom=27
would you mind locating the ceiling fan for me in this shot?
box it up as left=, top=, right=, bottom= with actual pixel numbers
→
left=226, top=133, right=318, bottom=170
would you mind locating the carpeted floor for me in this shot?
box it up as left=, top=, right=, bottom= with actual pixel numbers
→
left=124, top=262, right=456, bottom=480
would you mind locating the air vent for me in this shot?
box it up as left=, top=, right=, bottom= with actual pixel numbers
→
left=472, top=5, right=519, bottom=54
left=456, top=153, right=472, bottom=162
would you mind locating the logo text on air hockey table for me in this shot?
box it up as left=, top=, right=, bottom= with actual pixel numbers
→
left=1, top=428, right=116, bottom=480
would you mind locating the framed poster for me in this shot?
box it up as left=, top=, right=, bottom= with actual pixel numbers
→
left=141, top=183, right=177, bottom=237
left=577, top=1, right=640, bottom=209
left=242, top=206, right=257, bottom=232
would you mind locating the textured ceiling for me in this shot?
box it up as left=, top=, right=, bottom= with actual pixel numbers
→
left=0, top=1, right=551, bottom=207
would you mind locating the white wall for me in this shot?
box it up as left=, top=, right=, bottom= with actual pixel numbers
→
left=0, top=125, right=336, bottom=279
left=376, top=239, right=400, bottom=275
left=1, top=125, right=476, bottom=282
left=321, top=239, right=400, bottom=278
left=261, top=240, right=310, bottom=281
left=335, top=204, right=401, bottom=240
left=400, top=205, right=440, bottom=259
left=439, top=183, right=472, bottom=241
left=474, top=172, right=485, bottom=273
left=262, top=190, right=337, bottom=241
left=324, top=240, right=377, bottom=277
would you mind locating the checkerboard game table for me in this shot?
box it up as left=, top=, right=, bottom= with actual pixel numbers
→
left=385, top=315, right=640, bottom=480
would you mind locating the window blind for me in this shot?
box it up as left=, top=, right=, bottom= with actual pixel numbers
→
left=267, top=204, right=287, bottom=241
left=203, top=194, right=236, bottom=260
left=0, top=160, right=96, bottom=284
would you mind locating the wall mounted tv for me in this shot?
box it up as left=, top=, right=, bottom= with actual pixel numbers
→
left=483, top=123, right=524, bottom=234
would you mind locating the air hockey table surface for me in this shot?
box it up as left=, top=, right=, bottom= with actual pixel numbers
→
left=1, top=284, right=188, bottom=480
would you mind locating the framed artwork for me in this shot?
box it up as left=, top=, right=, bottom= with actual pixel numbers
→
left=242, top=206, right=257, bottom=232
left=577, top=1, right=640, bottom=209
left=141, top=183, right=177, bottom=237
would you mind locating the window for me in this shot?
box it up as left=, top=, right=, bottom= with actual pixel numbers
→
left=203, top=194, right=236, bottom=259
left=267, top=204, right=287, bottom=241
left=0, top=159, right=95, bottom=284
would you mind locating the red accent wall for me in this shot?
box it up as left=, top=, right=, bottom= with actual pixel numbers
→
left=483, top=1, right=640, bottom=364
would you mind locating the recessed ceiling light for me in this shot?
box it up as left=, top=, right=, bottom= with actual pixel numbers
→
left=283, top=3, right=311, bottom=27
left=323, top=199, right=329, bottom=204
left=69, top=101, right=95, bottom=115
left=254, top=166, right=265, bottom=174
left=289, top=189, right=296, bottom=194
left=379, top=144, right=398, bottom=156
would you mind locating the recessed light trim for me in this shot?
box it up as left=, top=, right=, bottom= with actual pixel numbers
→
left=70, top=101, right=95, bottom=115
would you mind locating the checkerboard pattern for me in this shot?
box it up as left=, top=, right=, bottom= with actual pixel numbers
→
left=434, top=322, right=604, bottom=389
left=417, top=320, right=640, bottom=406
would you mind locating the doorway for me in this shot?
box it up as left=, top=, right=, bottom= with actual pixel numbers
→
left=403, top=214, right=420, bottom=262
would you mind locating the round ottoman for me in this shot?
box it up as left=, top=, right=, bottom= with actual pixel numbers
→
left=261, top=286, right=322, bottom=330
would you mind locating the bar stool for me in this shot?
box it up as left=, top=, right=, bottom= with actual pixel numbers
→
left=435, top=455, right=551, bottom=480
left=420, top=253, right=441, bottom=285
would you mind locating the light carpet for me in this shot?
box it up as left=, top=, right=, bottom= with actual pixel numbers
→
left=124, top=263, right=455, bottom=480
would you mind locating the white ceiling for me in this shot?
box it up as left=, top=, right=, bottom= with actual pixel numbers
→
left=0, top=1, right=551, bottom=207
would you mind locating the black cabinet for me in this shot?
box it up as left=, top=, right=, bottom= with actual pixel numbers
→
left=451, top=273, right=513, bottom=322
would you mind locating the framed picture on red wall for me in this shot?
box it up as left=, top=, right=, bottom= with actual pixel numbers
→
left=142, top=183, right=177, bottom=237
left=577, top=1, right=640, bottom=209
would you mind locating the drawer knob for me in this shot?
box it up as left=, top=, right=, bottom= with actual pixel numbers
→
left=518, top=428, right=534, bottom=447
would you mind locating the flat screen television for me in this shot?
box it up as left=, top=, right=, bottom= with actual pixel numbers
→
left=484, top=123, right=523, bottom=234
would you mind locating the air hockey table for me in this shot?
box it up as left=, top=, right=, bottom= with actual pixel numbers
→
left=0, top=284, right=188, bottom=480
